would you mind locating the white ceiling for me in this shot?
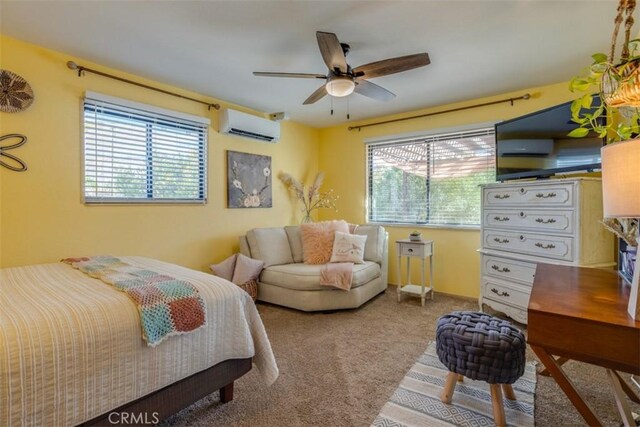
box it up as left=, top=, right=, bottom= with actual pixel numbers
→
left=0, top=1, right=626, bottom=128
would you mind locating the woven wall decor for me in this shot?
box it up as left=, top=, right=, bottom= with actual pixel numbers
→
left=0, top=70, right=34, bottom=113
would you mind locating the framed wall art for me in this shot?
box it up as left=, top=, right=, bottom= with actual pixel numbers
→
left=227, top=150, right=272, bottom=208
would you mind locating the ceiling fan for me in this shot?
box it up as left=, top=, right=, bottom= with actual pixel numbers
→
left=253, top=31, right=430, bottom=105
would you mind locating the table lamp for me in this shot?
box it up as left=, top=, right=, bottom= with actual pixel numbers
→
left=601, top=139, right=640, bottom=319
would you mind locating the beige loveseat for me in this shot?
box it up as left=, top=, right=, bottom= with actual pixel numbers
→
left=239, top=225, right=388, bottom=311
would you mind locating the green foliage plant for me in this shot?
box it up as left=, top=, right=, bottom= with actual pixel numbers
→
left=569, top=39, right=640, bottom=143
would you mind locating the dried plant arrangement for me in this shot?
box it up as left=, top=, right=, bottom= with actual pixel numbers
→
left=279, top=171, right=338, bottom=223
left=601, top=218, right=638, bottom=247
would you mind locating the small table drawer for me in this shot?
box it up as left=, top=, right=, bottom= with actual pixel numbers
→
left=483, top=209, right=575, bottom=234
left=483, top=229, right=574, bottom=261
left=482, top=254, right=536, bottom=285
left=482, top=276, right=531, bottom=310
left=483, top=182, right=574, bottom=207
left=400, top=243, right=426, bottom=257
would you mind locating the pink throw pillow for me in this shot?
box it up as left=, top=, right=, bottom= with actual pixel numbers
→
left=301, top=220, right=350, bottom=264
left=232, top=253, right=264, bottom=286
left=210, top=254, right=237, bottom=281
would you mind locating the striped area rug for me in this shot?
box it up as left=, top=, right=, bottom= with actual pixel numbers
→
left=372, top=342, right=537, bottom=427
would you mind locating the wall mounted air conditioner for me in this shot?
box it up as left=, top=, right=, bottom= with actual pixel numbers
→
left=219, top=108, right=280, bottom=142
left=497, top=139, right=554, bottom=157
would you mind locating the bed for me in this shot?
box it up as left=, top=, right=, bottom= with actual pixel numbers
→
left=0, top=257, right=279, bottom=426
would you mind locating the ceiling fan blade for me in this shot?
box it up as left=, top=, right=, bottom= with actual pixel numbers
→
left=316, top=31, right=347, bottom=74
left=354, top=80, right=395, bottom=102
left=253, top=72, right=327, bottom=79
left=303, top=85, right=328, bottom=105
left=353, top=53, right=430, bottom=79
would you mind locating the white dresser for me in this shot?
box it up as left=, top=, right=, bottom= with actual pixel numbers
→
left=479, top=178, right=615, bottom=324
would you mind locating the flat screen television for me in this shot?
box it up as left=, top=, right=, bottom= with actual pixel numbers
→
left=495, top=98, right=604, bottom=181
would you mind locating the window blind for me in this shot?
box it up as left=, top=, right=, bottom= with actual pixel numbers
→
left=83, top=94, right=208, bottom=204
left=367, top=127, right=496, bottom=226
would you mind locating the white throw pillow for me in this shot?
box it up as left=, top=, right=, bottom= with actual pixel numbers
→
left=330, top=231, right=367, bottom=264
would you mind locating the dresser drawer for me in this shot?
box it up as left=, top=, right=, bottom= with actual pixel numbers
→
left=399, top=243, right=426, bottom=257
left=482, top=276, right=531, bottom=310
left=483, top=229, right=574, bottom=261
left=483, top=182, right=574, bottom=207
left=483, top=209, right=575, bottom=234
left=482, top=254, right=536, bottom=285
left=482, top=298, right=528, bottom=324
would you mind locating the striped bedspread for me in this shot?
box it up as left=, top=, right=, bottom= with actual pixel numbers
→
left=0, top=257, right=278, bottom=426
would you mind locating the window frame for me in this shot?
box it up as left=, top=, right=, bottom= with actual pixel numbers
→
left=81, top=92, right=209, bottom=205
left=364, top=122, right=497, bottom=230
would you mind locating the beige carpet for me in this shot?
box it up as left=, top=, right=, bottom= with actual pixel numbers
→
left=164, top=288, right=639, bottom=427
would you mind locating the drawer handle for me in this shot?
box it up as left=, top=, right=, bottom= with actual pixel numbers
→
left=493, top=216, right=510, bottom=222
left=535, top=218, right=557, bottom=224
left=535, top=242, right=556, bottom=249
left=491, top=265, right=511, bottom=273
left=493, top=238, right=510, bottom=244
left=536, top=192, right=557, bottom=199
left=493, top=194, right=510, bottom=200
left=407, top=248, right=414, bottom=253
left=491, top=288, right=510, bottom=297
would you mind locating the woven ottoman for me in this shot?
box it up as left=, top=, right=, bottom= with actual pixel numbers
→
left=436, top=311, right=526, bottom=426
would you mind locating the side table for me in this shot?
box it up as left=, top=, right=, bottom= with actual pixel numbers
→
left=396, top=239, right=434, bottom=306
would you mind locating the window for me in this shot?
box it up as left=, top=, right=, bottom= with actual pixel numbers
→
left=367, top=126, right=496, bottom=226
left=83, top=92, right=209, bottom=204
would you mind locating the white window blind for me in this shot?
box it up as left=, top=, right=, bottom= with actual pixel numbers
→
left=83, top=93, right=208, bottom=204
left=367, top=127, right=496, bottom=226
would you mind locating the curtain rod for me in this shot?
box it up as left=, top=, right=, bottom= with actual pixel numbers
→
left=348, top=93, right=531, bottom=131
left=66, top=61, right=220, bottom=111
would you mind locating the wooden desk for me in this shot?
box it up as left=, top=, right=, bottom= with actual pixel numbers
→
left=528, top=263, right=640, bottom=426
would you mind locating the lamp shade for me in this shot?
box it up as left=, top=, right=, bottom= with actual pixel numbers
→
left=601, top=139, right=640, bottom=218
left=326, top=77, right=355, bottom=97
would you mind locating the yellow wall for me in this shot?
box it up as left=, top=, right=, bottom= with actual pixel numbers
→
left=318, top=82, right=578, bottom=298
left=0, top=34, right=591, bottom=300
left=0, top=35, right=320, bottom=270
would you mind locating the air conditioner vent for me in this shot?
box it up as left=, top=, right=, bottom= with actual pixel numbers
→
left=219, top=109, right=280, bottom=143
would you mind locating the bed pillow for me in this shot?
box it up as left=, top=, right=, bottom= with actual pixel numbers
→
left=330, top=231, right=367, bottom=264
left=209, top=254, right=237, bottom=281
left=301, top=220, right=350, bottom=264
left=232, top=253, right=264, bottom=286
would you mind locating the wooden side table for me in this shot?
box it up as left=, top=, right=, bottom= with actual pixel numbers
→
left=396, top=239, right=434, bottom=306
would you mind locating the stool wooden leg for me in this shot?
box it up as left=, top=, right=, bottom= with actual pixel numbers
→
left=502, top=384, right=516, bottom=400
left=457, top=374, right=464, bottom=383
left=490, top=384, right=506, bottom=427
left=440, top=372, right=458, bottom=404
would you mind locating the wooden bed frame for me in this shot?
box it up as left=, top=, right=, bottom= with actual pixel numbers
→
left=80, top=357, right=252, bottom=426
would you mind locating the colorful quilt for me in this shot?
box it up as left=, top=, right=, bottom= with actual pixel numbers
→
left=62, top=256, right=206, bottom=346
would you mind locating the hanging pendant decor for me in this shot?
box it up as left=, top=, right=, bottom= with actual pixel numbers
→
left=0, top=70, right=34, bottom=113
left=0, top=134, right=28, bottom=172
left=602, top=0, right=640, bottom=108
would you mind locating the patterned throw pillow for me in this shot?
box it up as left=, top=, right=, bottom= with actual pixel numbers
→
left=232, top=253, right=264, bottom=286
left=301, top=220, right=350, bottom=264
left=209, top=254, right=238, bottom=281
left=330, top=231, right=368, bottom=264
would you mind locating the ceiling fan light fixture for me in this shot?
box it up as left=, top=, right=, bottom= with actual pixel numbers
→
left=326, top=76, right=355, bottom=97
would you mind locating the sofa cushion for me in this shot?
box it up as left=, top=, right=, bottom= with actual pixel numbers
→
left=330, top=231, right=367, bottom=264
left=354, top=225, right=385, bottom=264
left=284, top=225, right=304, bottom=263
left=209, top=253, right=237, bottom=281
left=232, top=254, right=264, bottom=286
left=246, top=227, right=294, bottom=267
left=301, top=220, right=349, bottom=264
left=260, top=261, right=380, bottom=291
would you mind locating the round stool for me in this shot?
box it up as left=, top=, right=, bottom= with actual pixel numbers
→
left=435, top=311, right=526, bottom=426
